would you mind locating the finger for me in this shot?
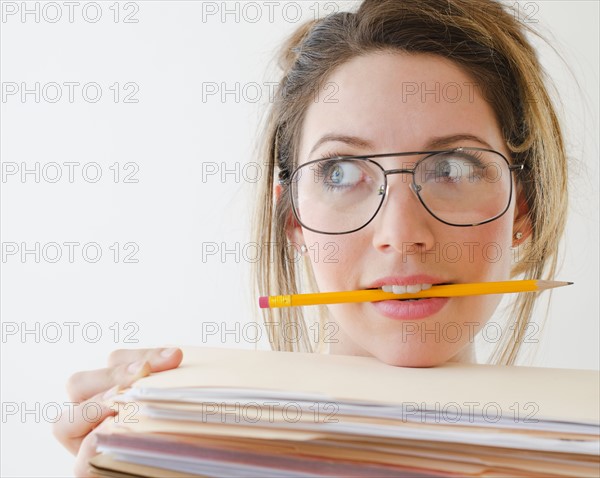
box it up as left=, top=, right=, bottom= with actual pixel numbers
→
left=73, top=418, right=113, bottom=478
left=107, top=347, right=183, bottom=370
left=53, top=387, right=118, bottom=455
left=66, top=361, right=151, bottom=402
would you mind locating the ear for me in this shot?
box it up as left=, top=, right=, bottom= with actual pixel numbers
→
left=512, top=182, right=533, bottom=246
left=274, top=184, right=305, bottom=248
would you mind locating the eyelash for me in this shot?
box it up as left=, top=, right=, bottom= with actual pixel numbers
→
left=317, top=150, right=351, bottom=161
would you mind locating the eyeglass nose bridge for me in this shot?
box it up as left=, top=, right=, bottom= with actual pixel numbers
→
left=378, top=168, right=422, bottom=197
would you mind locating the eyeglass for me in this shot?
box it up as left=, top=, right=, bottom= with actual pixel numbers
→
left=279, top=147, right=524, bottom=235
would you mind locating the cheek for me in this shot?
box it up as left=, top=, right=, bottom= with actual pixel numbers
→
left=444, top=211, right=514, bottom=280
left=481, top=216, right=515, bottom=277
left=302, top=232, right=369, bottom=290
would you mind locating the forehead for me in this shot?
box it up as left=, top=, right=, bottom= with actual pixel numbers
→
left=298, top=52, right=505, bottom=160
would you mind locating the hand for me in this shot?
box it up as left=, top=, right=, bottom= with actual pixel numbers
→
left=52, top=347, right=183, bottom=477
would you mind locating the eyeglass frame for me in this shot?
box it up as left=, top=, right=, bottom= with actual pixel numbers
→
left=278, top=146, right=525, bottom=235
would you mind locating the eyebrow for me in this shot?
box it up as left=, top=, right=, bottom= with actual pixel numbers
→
left=308, top=134, right=374, bottom=157
left=308, top=133, right=493, bottom=157
left=427, top=134, right=493, bottom=150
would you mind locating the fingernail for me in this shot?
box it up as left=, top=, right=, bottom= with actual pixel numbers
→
left=127, top=360, right=146, bottom=375
left=160, top=347, right=178, bottom=358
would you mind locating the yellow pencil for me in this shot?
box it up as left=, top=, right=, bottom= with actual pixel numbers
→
left=258, top=280, right=573, bottom=309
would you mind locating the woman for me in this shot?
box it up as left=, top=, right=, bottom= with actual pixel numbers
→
left=252, top=0, right=566, bottom=367
left=54, top=0, right=568, bottom=474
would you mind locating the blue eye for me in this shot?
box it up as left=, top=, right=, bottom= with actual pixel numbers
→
left=424, top=151, right=486, bottom=183
left=330, top=164, right=343, bottom=184
left=322, top=161, right=363, bottom=189
left=436, top=159, right=461, bottom=180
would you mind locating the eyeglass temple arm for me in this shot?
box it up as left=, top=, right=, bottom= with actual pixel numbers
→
left=278, top=169, right=290, bottom=186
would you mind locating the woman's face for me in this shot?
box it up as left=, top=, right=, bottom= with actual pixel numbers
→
left=288, top=52, right=531, bottom=367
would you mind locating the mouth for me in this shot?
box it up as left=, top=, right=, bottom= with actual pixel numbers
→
left=366, top=283, right=453, bottom=301
left=363, top=277, right=454, bottom=319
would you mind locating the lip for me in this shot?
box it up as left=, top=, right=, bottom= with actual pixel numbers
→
left=364, top=274, right=453, bottom=321
left=365, top=274, right=453, bottom=289
left=371, top=297, right=450, bottom=320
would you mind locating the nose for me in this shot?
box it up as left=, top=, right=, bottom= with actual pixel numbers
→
left=370, top=172, right=436, bottom=254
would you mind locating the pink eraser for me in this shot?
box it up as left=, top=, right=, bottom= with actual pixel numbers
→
left=259, top=296, right=269, bottom=309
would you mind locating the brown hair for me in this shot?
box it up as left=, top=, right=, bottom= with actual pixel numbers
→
left=251, top=0, right=568, bottom=365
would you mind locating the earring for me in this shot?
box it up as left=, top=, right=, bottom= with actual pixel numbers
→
left=514, top=232, right=523, bottom=240
left=300, top=244, right=308, bottom=254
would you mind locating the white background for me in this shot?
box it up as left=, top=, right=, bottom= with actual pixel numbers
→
left=1, top=1, right=598, bottom=476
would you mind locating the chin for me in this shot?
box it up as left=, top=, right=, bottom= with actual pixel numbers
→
left=373, top=349, right=454, bottom=368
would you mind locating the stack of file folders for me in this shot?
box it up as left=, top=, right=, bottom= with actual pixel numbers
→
left=90, top=347, right=600, bottom=477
